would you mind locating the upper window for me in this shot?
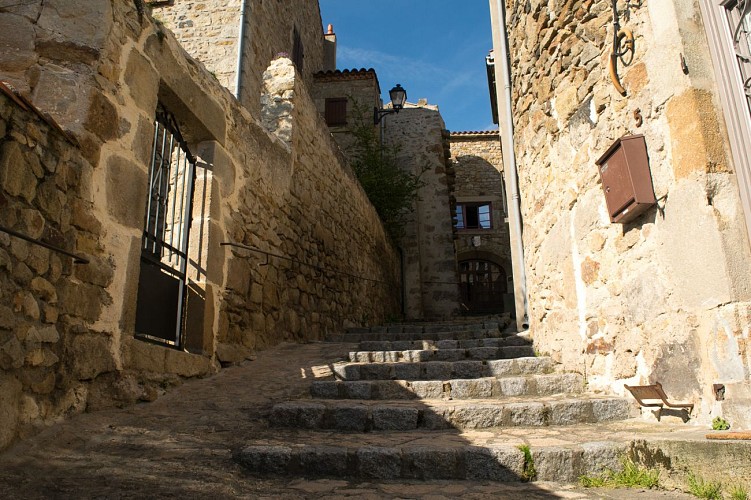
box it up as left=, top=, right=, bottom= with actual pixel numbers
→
left=325, top=98, right=347, bottom=126
left=456, top=203, right=491, bottom=230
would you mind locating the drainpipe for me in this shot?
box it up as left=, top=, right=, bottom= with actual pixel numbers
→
left=492, top=0, right=529, bottom=331
left=235, top=0, right=250, bottom=101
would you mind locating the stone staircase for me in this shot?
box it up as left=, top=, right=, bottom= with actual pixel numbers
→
left=234, top=318, right=636, bottom=482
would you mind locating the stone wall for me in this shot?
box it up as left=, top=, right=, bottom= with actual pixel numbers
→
left=384, top=102, right=460, bottom=319
left=0, top=0, right=400, bottom=450
left=495, top=0, right=751, bottom=426
left=154, top=0, right=325, bottom=116
left=449, top=131, right=513, bottom=313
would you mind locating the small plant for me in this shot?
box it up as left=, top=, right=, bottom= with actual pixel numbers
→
left=730, top=483, right=749, bottom=500
left=579, top=458, right=659, bottom=489
left=712, top=416, right=730, bottom=431
left=687, top=472, right=722, bottom=500
left=517, top=444, right=537, bottom=482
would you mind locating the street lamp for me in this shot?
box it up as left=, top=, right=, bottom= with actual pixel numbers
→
left=374, top=84, right=407, bottom=124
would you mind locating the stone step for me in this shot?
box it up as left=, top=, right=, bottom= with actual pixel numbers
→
left=234, top=419, right=712, bottom=482
left=269, top=396, right=632, bottom=432
left=357, top=335, right=531, bottom=352
left=234, top=440, right=628, bottom=482
left=329, top=329, right=507, bottom=343
left=333, top=356, right=553, bottom=381
left=345, top=319, right=507, bottom=335
left=348, top=345, right=535, bottom=363
left=311, top=373, right=583, bottom=400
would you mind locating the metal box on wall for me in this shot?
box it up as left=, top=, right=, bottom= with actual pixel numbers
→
left=596, top=134, right=656, bottom=224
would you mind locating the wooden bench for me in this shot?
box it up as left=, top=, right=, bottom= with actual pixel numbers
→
left=624, top=382, right=694, bottom=419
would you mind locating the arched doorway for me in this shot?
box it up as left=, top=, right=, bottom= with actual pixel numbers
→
left=458, top=259, right=506, bottom=314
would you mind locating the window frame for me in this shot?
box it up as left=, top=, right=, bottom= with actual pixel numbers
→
left=455, top=202, right=493, bottom=230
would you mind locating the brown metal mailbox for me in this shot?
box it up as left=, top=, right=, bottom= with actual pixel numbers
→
left=596, top=134, right=656, bottom=224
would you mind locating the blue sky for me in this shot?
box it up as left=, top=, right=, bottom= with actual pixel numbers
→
left=318, top=1, right=497, bottom=132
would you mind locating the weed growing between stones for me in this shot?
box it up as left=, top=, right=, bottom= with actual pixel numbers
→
left=516, top=444, right=537, bottom=482
left=730, top=483, right=749, bottom=500
left=687, top=473, right=723, bottom=499
left=711, top=416, right=730, bottom=431
left=579, top=458, right=659, bottom=489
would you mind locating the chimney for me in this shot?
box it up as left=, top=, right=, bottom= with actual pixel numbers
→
left=323, top=23, right=337, bottom=71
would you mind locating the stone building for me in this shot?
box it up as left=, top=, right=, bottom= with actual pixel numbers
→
left=489, top=0, right=751, bottom=427
left=0, top=0, right=401, bottom=450
left=449, top=130, right=513, bottom=315
left=151, top=0, right=327, bottom=116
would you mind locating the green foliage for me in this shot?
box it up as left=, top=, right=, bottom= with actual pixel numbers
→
left=730, top=483, right=749, bottom=500
left=687, top=473, right=722, bottom=499
left=579, top=458, right=659, bottom=489
left=517, top=444, right=537, bottom=481
left=348, top=104, right=424, bottom=241
left=712, top=417, right=730, bottom=431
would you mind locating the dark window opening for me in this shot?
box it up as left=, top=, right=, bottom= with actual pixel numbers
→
left=325, top=98, right=347, bottom=126
left=292, top=26, right=304, bottom=73
left=456, top=203, right=491, bottom=230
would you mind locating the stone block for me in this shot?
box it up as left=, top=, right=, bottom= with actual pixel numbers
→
left=409, top=380, right=444, bottom=399
left=359, top=363, right=391, bottom=380
left=486, top=359, right=516, bottom=377
left=579, top=442, right=627, bottom=478
left=465, top=446, right=525, bottom=481
left=450, top=405, right=504, bottom=429
left=432, top=349, right=462, bottom=361
left=422, top=361, right=452, bottom=380
left=436, top=340, right=459, bottom=349
left=467, top=347, right=498, bottom=360
left=497, top=376, right=529, bottom=397
left=450, top=378, right=494, bottom=399
left=371, top=406, right=419, bottom=430
left=532, top=447, right=580, bottom=482
left=215, top=342, right=254, bottom=365
left=124, top=50, right=159, bottom=112
left=421, top=407, right=453, bottom=430
left=0, top=374, right=21, bottom=449
left=332, top=405, right=368, bottom=431
left=452, top=361, right=485, bottom=379
left=356, top=446, right=401, bottom=479
left=343, top=381, right=372, bottom=400
left=372, top=380, right=411, bottom=399
left=299, top=446, right=348, bottom=476
left=163, top=348, right=213, bottom=378
left=105, top=155, right=147, bottom=229
left=235, top=445, right=293, bottom=475
left=393, top=363, right=420, bottom=380
left=0, top=141, right=38, bottom=203
left=333, top=362, right=359, bottom=380
left=67, top=333, right=116, bottom=380
left=0, top=12, right=37, bottom=71
left=505, top=402, right=547, bottom=426
left=270, top=402, right=325, bottom=429
left=57, top=278, right=105, bottom=323
left=549, top=400, right=594, bottom=425
left=30, top=277, right=57, bottom=303
left=591, top=398, right=631, bottom=422
left=403, top=447, right=460, bottom=479
left=0, top=331, right=23, bottom=370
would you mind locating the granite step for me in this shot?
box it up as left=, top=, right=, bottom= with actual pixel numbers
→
left=346, top=319, right=506, bottom=335
left=329, top=329, right=507, bottom=343
left=311, top=373, right=583, bottom=400
left=234, top=440, right=627, bottom=482
left=348, top=345, right=535, bottom=363
left=357, top=335, right=531, bottom=352
left=269, top=396, right=632, bottom=431
left=234, top=419, right=710, bottom=483
left=333, top=356, right=553, bottom=381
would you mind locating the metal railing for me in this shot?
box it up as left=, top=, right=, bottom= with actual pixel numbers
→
left=220, top=241, right=393, bottom=286
left=0, top=225, right=89, bottom=264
